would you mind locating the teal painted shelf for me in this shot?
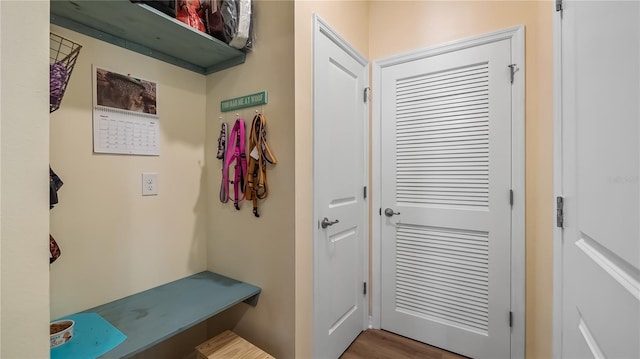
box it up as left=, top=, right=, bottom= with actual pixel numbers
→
left=78, top=271, right=260, bottom=358
left=50, top=0, right=246, bottom=74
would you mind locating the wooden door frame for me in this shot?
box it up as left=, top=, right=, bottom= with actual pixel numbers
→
left=312, top=13, right=370, bottom=357
left=371, top=26, right=526, bottom=359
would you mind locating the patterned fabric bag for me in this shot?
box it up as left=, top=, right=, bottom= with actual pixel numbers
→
left=177, top=0, right=207, bottom=33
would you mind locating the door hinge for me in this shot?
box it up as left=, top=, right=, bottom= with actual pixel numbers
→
left=556, top=0, right=563, bottom=13
left=363, top=282, right=367, bottom=295
left=556, top=196, right=564, bottom=228
left=364, top=186, right=367, bottom=199
left=363, top=87, right=370, bottom=103
left=508, top=64, right=520, bottom=84
left=509, top=311, right=513, bottom=327
left=509, top=189, right=514, bottom=206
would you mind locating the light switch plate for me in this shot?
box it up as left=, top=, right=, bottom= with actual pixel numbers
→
left=142, top=172, right=158, bottom=196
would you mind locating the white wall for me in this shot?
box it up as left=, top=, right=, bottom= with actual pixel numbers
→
left=0, top=1, right=51, bottom=357
left=49, top=25, right=208, bottom=319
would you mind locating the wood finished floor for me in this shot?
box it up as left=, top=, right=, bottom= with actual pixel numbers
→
left=340, top=329, right=468, bottom=359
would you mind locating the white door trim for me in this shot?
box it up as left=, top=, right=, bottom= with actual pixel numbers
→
left=371, top=25, right=526, bottom=358
left=312, top=13, right=370, bottom=356
left=552, top=5, right=563, bottom=359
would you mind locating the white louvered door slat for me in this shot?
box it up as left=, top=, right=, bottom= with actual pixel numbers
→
left=381, top=39, right=512, bottom=358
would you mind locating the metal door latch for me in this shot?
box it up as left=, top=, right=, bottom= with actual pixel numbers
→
left=384, top=208, right=400, bottom=217
left=321, top=217, right=339, bottom=229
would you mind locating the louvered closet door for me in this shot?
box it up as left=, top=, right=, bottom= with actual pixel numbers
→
left=380, top=39, right=512, bottom=359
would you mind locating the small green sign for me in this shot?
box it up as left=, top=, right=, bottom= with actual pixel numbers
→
left=220, top=91, right=268, bottom=112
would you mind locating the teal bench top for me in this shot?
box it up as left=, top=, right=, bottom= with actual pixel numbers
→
left=81, top=271, right=261, bottom=358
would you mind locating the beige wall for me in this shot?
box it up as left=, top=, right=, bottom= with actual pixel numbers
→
left=368, top=1, right=554, bottom=358
left=0, top=1, right=51, bottom=357
left=205, top=1, right=296, bottom=358
left=49, top=25, right=208, bottom=319
left=294, top=1, right=370, bottom=358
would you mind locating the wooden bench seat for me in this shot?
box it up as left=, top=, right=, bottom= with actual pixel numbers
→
left=79, top=271, right=261, bottom=358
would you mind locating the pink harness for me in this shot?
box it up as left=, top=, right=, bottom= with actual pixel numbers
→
left=222, top=118, right=247, bottom=210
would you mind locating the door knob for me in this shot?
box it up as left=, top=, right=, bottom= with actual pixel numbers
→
left=384, top=208, right=400, bottom=217
left=321, top=217, right=339, bottom=229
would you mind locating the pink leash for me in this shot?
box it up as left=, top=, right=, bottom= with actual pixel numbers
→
left=222, top=118, right=247, bottom=210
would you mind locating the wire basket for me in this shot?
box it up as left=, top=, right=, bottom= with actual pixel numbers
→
left=50, top=32, right=82, bottom=113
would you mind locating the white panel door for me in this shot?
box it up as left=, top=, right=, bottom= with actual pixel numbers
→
left=313, top=16, right=368, bottom=359
left=558, top=1, right=640, bottom=358
left=380, top=39, right=513, bottom=359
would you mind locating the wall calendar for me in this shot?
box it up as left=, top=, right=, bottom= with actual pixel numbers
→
left=92, top=65, right=160, bottom=156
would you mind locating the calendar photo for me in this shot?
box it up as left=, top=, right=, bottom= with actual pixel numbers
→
left=95, top=67, right=158, bottom=115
